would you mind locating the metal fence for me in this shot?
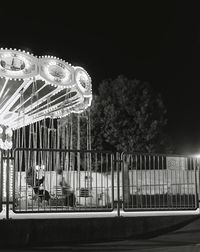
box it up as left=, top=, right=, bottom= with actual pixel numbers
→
left=0, top=149, right=199, bottom=216
left=13, top=148, right=114, bottom=213
left=122, top=153, right=199, bottom=211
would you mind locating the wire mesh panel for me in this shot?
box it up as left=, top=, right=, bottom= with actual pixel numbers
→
left=13, top=148, right=114, bottom=213
left=122, top=153, right=199, bottom=211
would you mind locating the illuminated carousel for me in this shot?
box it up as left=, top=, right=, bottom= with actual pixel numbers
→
left=0, top=48, right=93, bottom=210
left=0, top=48, right=92, bottom=150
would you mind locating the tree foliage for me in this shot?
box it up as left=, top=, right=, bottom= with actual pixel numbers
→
left=90, top=75, right=168, bottom=153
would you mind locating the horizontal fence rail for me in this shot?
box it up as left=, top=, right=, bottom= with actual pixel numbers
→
left=122, top=153, right=199, bottom=211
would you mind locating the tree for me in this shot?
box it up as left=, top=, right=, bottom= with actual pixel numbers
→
left=90, top=75, right=168, bottom=153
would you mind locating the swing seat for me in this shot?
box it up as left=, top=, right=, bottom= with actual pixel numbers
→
left=53, top=185, right=76, bottom=207
left=54, top=185, right=72, bottom=198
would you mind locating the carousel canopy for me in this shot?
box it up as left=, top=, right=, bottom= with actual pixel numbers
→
left=0, top=48, right=92, bottom=149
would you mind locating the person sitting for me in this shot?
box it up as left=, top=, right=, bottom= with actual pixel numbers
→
left=33, top=183, right=50, bottom=206
left=33, top=165, right=50, bottom=206
left=35, top=165, right=45, bottom=187
left=56, top=168, right=76, bottom=208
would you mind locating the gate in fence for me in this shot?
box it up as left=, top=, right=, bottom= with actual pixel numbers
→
left=13, top=148, right=115, bottom=213
left=0, top=149, right=199, bottom=218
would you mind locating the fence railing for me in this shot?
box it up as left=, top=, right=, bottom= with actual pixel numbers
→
left=13, top=148, right=115, bottom=213
left=0, top=149, right=199, bottom=217
left=122, top=153, right=199, bottom=211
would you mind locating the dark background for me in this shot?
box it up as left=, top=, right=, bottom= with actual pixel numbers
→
left=0, top=2, right=200, bottom=154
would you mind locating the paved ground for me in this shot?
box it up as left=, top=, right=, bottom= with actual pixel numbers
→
left=2, top=217, right=200, bottom=251
left=1, top=241, right=200, bottom=251
left=2, top=241, right=200, bottom=252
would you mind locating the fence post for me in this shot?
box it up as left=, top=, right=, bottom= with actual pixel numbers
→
left=0, top=151, right=2, bottom=213
left=6, top=151, right=10, bottom=219
left=123, top=153, right=130, bottom=210
left=196, top=157, right=200, bottom=208
left=114, top=152, right=123, bottom=217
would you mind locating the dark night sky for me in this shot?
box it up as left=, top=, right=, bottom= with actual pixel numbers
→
left=0, top=2, right=200, bottom=154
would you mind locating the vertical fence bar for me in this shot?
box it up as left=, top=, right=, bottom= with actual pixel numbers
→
left=194, top=158, right=198, bottom=209
left=178, top=159, right=182, bottom=208
left=189, top=158, right=192, bottom=208
left=6, top=151, right=9, bottom=219
left=157, top=156, right=160, bottom=209
left=135, top=155, right=138, bottom=208
left=140, top=154, right=142, bottom=208
left=117, top=152, right=121, bottom=217
left=192, top=158, right=195, bottom=208
left=149, top=155, right=152, bottom=209
left=162, top=156, right=164, bottom=208
left=166, top=158, right=169, bottom=209
left=0, top=151, right=2, bottom=213
left=94, top=153, right=97, bottom=209
left=111, top=153, right=114, bottom=210
left=196, top=157, right=199, bottom=208
left=131, top=155, right=133, bottom=209
left=144, top=155, right=147, bottom=208
left=183, top=161, right=186, bottom=209
left=187, top=159, right=190, bottom=209
left=153, top=156, right=156, bottom=208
